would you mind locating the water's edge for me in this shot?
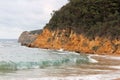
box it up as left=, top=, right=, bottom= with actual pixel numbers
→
left=0, top=39, right=120, bottom=80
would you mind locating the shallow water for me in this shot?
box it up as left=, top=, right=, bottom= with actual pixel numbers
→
left=0, top=39, right=120, bottom=80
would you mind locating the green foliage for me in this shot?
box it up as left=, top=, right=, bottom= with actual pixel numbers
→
left=46, top=0, right=120, bottom=39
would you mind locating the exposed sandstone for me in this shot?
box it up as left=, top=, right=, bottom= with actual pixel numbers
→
left=29, top=28, right=120, bottom=55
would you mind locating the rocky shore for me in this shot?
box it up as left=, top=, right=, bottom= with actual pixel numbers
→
left=18, top=28, right=120, bottom=55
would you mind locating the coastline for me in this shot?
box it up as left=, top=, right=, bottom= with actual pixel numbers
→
left=27, top=28, right=120, bottom=56
left=18, top=28, right=120, bottom=56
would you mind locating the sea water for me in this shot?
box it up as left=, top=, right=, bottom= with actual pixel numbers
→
left=0, top=39, right=120, bottom=80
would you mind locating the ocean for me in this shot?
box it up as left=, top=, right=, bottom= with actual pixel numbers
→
left=0, top=39, right=120, bottom=80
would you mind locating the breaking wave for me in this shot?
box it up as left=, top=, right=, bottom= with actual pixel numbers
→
left=0, top=51, right=90, bottom=70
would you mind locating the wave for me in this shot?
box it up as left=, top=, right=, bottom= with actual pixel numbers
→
left=0, top=39, right=97, bottom=71
left=0, top=52, right=90, bottom=70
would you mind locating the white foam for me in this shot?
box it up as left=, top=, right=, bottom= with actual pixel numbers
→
left=58, top=48, right=64, bottom=51
left=88, top=55, right=98, bottom=63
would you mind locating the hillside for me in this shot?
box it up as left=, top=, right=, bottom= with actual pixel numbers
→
left=19, top=0, right=120, bottom=55
left=46, top=0, right=120, bottom=40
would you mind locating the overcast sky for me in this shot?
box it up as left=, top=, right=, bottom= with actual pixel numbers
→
left=0, top=0, right=68, bottom=39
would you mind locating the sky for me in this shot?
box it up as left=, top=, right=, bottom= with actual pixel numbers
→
left=0, top=0, right=68, bottom=39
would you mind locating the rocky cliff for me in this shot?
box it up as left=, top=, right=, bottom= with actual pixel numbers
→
left=19, top=0, right=120, bottom=55
left=29, top=28, right=120, bottom=55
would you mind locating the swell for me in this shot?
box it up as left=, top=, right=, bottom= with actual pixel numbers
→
left=0, top=53, right=89, bottom=70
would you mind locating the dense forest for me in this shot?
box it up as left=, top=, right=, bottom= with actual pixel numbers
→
left=45, top=0, right=120, bottom=40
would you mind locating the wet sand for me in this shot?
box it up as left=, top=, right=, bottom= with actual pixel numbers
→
left=89, top=54, right=120, bottom=80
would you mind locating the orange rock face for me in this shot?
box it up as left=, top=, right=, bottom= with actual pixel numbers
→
left=31, top=28, right=120, bottom=55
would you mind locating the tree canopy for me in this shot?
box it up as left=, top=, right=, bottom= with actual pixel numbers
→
left=45, top=0, right=120, bottom=40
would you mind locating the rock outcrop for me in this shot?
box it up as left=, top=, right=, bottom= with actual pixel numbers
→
left=18, top=29, right=42, bottom=47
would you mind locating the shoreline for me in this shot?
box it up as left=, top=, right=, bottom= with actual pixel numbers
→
left=18, top=28, right=120, bottom=56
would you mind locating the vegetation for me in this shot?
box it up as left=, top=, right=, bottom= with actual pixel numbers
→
left=45, top=0, right=120, bottom=40
left=30, top=29, right=42, bottom=35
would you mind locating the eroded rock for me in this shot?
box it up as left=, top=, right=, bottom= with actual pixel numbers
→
left=18, top=29, right=42, bottom=47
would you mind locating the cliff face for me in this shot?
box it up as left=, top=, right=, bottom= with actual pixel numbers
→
left=30, top=28, right=120, bottom=55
